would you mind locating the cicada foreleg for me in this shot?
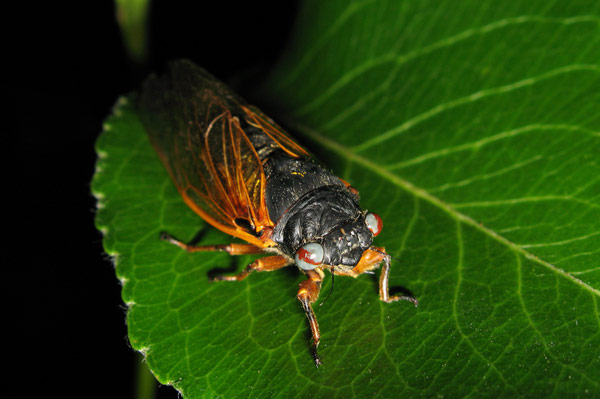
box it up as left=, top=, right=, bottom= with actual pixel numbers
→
left=349, top=247, right=418, bottom=306
left=297, top=269, right=324, bottom=367
left=378, top=254, right=418, bottom=306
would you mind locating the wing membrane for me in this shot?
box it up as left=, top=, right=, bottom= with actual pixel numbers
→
left=138, top=60, right=302, bottom=247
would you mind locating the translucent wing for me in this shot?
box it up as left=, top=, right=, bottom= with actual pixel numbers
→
left=138, top=60, right=307, bottom=247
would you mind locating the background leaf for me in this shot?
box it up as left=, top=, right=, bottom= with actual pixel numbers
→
left=94, top=1, right=600, bottom=398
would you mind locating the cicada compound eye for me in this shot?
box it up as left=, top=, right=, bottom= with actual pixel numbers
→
left=295, top=243, right=324, bottom=270
left=365, top=212, right=383, bottom=236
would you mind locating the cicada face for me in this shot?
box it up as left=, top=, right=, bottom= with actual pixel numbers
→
left=321, top=216, right=374, bottom=268
left=293, top=212, right=385, bottom=273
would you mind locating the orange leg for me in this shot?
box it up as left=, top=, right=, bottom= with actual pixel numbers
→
left=339, top=247, right=418, bottom=306
left=160, top=232, right=265, bottom=255
left=160, top=232, right=292, bottom=280
left=379, top=254, right=418, bottom=306
left=297, top=269, right=324, bottom=367
left=211, top=255, right=291, bottom=281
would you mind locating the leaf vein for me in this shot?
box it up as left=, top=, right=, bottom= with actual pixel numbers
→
left=453, top=221, right=513, bottom=389
left=451, top=195, right=600, bottom=210
left=521, top=231, right=600, bottom=249
left=387, top=124, right=591, bottom=170
left=515, top=253, right=600, bottom=389
left=429, top=155, right=544, bottom=193
left=295, top=16, right=600, bottom=118
left=279, top=0, right=377, bottom=89
left=353, top=65, right=600, bottom=152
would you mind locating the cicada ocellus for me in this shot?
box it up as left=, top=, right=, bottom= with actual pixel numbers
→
left=139, top=60, right=417, bottom=366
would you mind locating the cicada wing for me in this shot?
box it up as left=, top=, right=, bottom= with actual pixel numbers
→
left=139, top=60, right=274, bottom=247
left=242, top=105, right=309, bottom=158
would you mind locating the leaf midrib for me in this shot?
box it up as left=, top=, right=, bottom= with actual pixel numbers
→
left=289, top=120, right=600, bottom=298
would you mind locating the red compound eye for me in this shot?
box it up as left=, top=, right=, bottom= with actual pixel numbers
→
left=295, top=243, right=324, bottom=270
left=365, top=212, right=383, bottom=236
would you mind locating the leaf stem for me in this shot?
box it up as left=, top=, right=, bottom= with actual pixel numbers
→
left=135, top=353, right=157, bottom=399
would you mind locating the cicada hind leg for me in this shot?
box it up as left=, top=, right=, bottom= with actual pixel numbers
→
left=159, top=232, right=292, bottom=281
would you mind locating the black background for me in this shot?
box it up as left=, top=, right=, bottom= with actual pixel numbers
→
left=11, top=2, right=297, bottom=397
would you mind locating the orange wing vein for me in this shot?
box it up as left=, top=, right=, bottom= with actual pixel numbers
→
left=139, top=60, right=308, bottom=248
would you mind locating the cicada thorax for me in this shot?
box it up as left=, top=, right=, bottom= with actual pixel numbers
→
left=239, top=125, right=367, bottom=261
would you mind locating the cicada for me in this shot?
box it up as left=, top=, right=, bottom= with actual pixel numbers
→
left=139, top=60, right=417, bottom=366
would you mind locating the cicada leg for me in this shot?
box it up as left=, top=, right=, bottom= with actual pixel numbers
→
left=349, top=247, right=418, bottom=306
left=378, top=253, right=418, bottom=306
left=297, top=269, right=324, bottom=367
left=211, top=255, right=291, bottom=281
left=160, top=232, right=292, bottom=281
left=160, top=232, right=265, bottom=255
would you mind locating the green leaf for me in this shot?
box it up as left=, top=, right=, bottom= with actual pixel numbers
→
left=94, top=1, right=600, bottom=398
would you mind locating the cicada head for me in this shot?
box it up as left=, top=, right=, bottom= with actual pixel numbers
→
left=294, top=212, right=384, bottom=273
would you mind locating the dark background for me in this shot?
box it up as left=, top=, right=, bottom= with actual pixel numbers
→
left=11, top=2, right=296, bottom=397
